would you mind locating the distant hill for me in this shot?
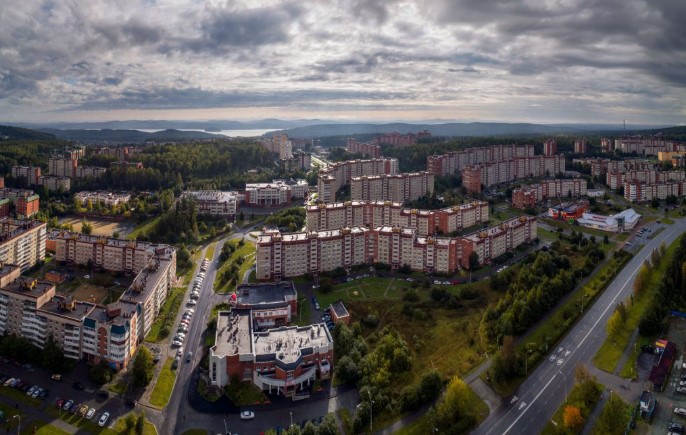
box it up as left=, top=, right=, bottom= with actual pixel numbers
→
left=276, top=122, right=594, bottom=138
left=38, top=128, right=225, bottom=143
left=16, top=119, right=325, bottom=131
left=0, top=125, right=57, bottom=140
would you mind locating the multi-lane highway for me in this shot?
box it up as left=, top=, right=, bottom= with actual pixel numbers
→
left=473, top=218, right=686, bottom=434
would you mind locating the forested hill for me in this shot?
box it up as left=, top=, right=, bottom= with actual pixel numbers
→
left=279, top=122, right=583, bottom=138
left=0, top=125, right=57, bottom=140
left=38, top=128, right=224, bottom=143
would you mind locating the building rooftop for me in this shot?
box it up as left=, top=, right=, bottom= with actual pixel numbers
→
left=39, top=297, right=96, bottom=322
left=330, top=301, right=349, bottom=319
left=253, top=323, right=332, bottom=365
left=0, top=264, right=20, bottom=279
left=121, top=257, right=173, bottom=306
left=183, top=191, right=238, bottom=202
left=1, top=277, right=55, bottom=299
left=214, top=309, right=252, bottom=357
left=235, top=282, right=297, bottom=308
left=0, top=219, right=46, bottom=244
left=48, top=230, right=174, bottom=255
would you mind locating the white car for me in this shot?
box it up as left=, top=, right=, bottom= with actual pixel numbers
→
left=31, top=388, right=42, bottom=399
left=187, top=299, right=197, bottom=306
left=98, top=412, right=110, bottom=427
left=675, top=407, right=686, bottom=417
left=26, top=385, right=37, bottom=396
left=240, top=411, right=255, bottom=420
left=172, top=340, right=183, bottom=347
left=186, top=309, right=195, bottom=314
left=549, top=355, right=557, bottom=362
left=86, top=408, right=96, bottom=419
left=557, top=359, right=564, bottom=366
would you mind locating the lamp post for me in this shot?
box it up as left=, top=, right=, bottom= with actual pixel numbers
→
left=13, top=415, right=20, bottom=435
left=558, top=370, right=567, bottom=403
left=368, top=390, right=374, bottom=433
left=290, top=411, right=293, bottom=428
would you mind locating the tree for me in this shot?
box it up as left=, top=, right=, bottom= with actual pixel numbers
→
left=125, top=414, right=136, bottom=432
left=563, top=405, right=584, bottom=429
left=81, top=220, right=93, bottom=235
left=468, top=251, right=480, bottom=270
left=595, top=394, right=630, bottom=435
left=41, top=334, right=65, bottom=373
left=132, top=347, right=154, bottom=389
left=603, top=234, right=609, bottom=244
left=319, top=277, right=334, bottom=294
left=606, top=310, right=623, bottom=338
left=112, top=231, right=120, bottom=239
left=90, top=360, right=113, bottom=385
left=633, top=264, right=650, bottom=296
left=435, top=377, right=476, bottom=429
left=135, top=411, right=145, bottom=435
left=317, top=413, right=339, bottom=435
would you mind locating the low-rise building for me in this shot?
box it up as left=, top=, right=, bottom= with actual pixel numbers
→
left=209, top=310, right=333, bottom=397
left=182, top=191, right=238, bottom=218
left=577, top=208, right=641, bottom=232
left=75, top=191, right=131, bottom=208
left=230, top=281, right=298, bottom=329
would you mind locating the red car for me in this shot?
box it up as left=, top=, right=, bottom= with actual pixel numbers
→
left=55, top=398, right=64, bottom=408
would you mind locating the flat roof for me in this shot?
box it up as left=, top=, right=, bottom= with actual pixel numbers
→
left=330, top=301, right=349, bottom=318
left=253, top=323, right=332, bottom=365
left=39, top=299, right=96, bottom=322
left=121, top=257, right=173, bottom=305
left=214, top=310, right=252, bottom=356
left=1, top=278, right=54, bottom=299
left=236, top=282, right=296, bottom=307
left=0, top=264, right=20, bottom=278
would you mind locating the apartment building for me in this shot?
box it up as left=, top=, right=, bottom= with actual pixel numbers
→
left=0, top=200, right=9, bottom=219
left=624, top=180, right=686, bottom=202
left=48, top=156, right=78, bottom=178
left=183, top=191, right=238, bottom=217
left=456, top=216, right=537, bottom=269
left=612, top=137, right=679, bottom=156
left=426, top=145, right=535, bottom=177
left=257, top=216, right=535, bottom=278
left=209, top=310, right=333, bottom=397
left=585, top=158, right=660, bottom=178
left=350, top=172, right=434, bottom=203
left=279, top=151, right=312, bottom=172
left=543, top=139, right=557, bottom=156
left=75, top=191, right=132, bottom=207
left=305, top=200, right=489, bottom=235
left=75, top=166, right=107, bottom=179
left=607, top=170, right=684, bottom=190
left=16, top=195, right=40, bottom=218
left=50, top=231, right=176, bottom=275
left=462, top=155, right=566, bottom=194
left=38, top=175, right=71, bottom=192
left=511, top=178, right=589, bottom=207
left=346, top=138, right=381, bottom=158
left=601, top=138, right=613, bottom=152
left=317, top=158, right=399, bottom=203
left=574, top=138, right=587, bottom=154
left=11, top=166, right=41, bottom=186
left=0, top=219, right=47, bottom=271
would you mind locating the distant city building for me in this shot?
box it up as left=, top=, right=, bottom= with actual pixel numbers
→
left=606, top=169, right=684, bottom=190
left=574, top=138, right=587, bottom=154
left=305, top=200, right=489, bottom=235
left=543, top=139, right=557, bottom=156
left=48, top=156, right=78, bottom=178
left=110, top=161, right=144, bottom=169
left=11, top=166, right=41, bottom=186
left=624, top=180, right=686, bottom=202
left=244, top=179, right=308, bottom=207
left=346, top=138, right=381, bottom=158
left=16, top=194, right=40, bottom=218
left=37, top=175, right=71, bottom=192
left=427, top=145, right=535, bottom=177
left=350, top=172, right=434, bottom=202
left=612, top=136, right=681, bottom=156
left=547, top=200, right=589, bottom=220
left=182, top=191, right=238, bottom=217
left=75, top=191, right=131, bottom=208
left=462, top=155, right=566, bottom=194
left=75, top=166, right=107, bottom=179
left=279, top=151, right=311, bottom=172
left=511, top=179, right=588, bottom=209
left=317, top=158, right=399, bottom=203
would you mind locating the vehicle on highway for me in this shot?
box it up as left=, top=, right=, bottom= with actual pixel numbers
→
left=86, top=408, right=96, bottom=419
left=675, top=407, right=686, bottom=417
left=99, top=412, right=110, bottom=427
left=240, top=411, right=255, bottom=420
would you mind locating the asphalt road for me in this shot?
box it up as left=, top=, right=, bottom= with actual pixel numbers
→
left=472, top=218, right=686, bottom=435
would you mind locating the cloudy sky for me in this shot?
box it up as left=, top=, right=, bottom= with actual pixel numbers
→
left=1, top=0, right=684, bottom=124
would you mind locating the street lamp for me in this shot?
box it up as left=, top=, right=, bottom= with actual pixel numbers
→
left=368, top=390, right=374, bottom=433
left=290, top=411, right=293, bottom=428
left=13, top=415, right=20, bottom=435
left=223, top=418, right=229, bottom=435
left=558, top=370, right=567, bottom=403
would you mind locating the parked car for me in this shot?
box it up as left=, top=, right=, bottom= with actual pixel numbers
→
left=669, top=422, right=684, bottom=434
left=39, top=389, right=49, bottom=399
left=70, top=402, right=81, bottom=414
left=31, top=387, right=42, bottom=399
left=675, top=407, right=686, bottom=417
left=3, top=377, right=15, bottom=387
left=187, top=299, right=197, bottom=306
left=98, top=412, right=110, bottom=427
left=677, top=386, right=686, bottom=394
left=51, top=374, right=62, bottom=382
left=172, top=359, right=179, bottom=369
left=27, top=385, right=37, bottom=396
left=240, top=411, right=255, bottom=420
left=86, top=408, right=96, bottom=419
left=63, top=399, right=74, bottom=411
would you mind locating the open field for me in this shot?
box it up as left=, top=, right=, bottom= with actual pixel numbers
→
left=58, top=217, right=136, bottom=238
left=72, top=283, right=110, bottom=304
left=127, top=216, right=162, bottom=240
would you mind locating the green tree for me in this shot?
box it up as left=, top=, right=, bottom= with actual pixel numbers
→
left=595, top=394, right=630, bottom=435
left=468, top=251, right=480, bottom=270
left=135, top=411, right=145, bottom=435
left=606, top=310, right=623, bottom=338
left=132, top=347, right=154, bottom=389
left=317, top=413, right=339, bottom=435
left=434, top=377, right=476, bottom=429
left=81, top=220, right=93, bottom=235
left=41, top=334, right=65, bottom=373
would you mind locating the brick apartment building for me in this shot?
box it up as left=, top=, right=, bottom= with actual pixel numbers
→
left=511, top=179, right=588, bottom=209
left=317, top=158, right=399, bottom=203
left=16, top=194, right=40, bottom=218
left=543, top=139, right=557, bottom=156
left=426, top=145, right=535, bottom=177
left=624, top=180, right=686, bottom=202
left=256, top=216, right=536, bottom=279
left=462, top=155, right=566, bottom=194
left=606, top=170, right=684, bottom=190
left=346, top=138, right=381, bottom=158
left=574, top=138, right=587, bottom=154
left=350, top=171, right=434, bottom=203
left=305, top=200, right=489, bottom=235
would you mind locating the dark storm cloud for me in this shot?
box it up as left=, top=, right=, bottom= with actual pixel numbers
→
left=72, top=87, right=412, bottom=110
left=429, top=0, right=686, bottom=86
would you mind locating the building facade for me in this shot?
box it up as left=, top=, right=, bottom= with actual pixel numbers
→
left=350, top=172, right=434, bottom=203
left=462, top=155, right=566, bottom=194
left=75, top=191, right=132, bottom=208
left=182, top=191, right=238, bottom=217
left=0, top=219, right=47, bottom=271
left=456, top=216, right=537, bottom=269
left=11, top=166, right=41, bottom=186
left=317, top=158, right=399, bottom=203
left=426, top=145, right=535, bottom=177
left=511, top=179, right=588, bottom=209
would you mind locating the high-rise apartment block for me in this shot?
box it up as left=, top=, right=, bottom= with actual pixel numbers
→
left=37, top=175, right=71, bottom=192
left=346, top=138, right=381, bottom=158
left=462, top=155, right=566, bottom=194
left=256, top=216, right=536, bottom=279
left=427, top=145, right=535, bottom=176
left=574, top=138, right=587, bottom=154
left=606, top=170, right=684, bottom=190
left=0, top=219, right=47, bottom=271
left=624, top=180, right=686, bottom=202
left=305, top=200, right=489, bottom=235
left=317, top=158, right=399, bottom=203
left=48, top=156, right=78, bottom=178
left=350, top=172, right=434, bottom=202
left=279, top=151, right=312, bottom=172
left=511, top=179, right=588, bottom=209
left=543, top=139, right=557, bottom=156
left=11, top=166, right=41, bottom=186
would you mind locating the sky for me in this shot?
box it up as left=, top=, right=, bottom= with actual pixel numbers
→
left=1, top=0, right=685, bottom=125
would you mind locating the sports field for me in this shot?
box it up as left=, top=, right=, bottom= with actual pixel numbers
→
left=58, top=217, right=136, bottom=238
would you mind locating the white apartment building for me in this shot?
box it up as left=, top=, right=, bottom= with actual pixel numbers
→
left=0, top=219, right=47, bottom=271
left=350, top=172, right=434, bottom=203
left=317, top=158, right=399, bottom=203
left=38, top=175, right=71, bottom=192
left=75, top=191, right=132, bottom=207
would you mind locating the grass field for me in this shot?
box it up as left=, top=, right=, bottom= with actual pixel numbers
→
left=214, top=240, right=256, bottom=293
left=146, top=287, right=185, bottom=343
left=0, top=385, right=42, bottom=407
left=295, top=297, right=313, bottom=326
left=46, top=407, right=156, bottom=435
left=225, top=381, right=269, bottom=406
left=127, top=216, right=161, bottom=240
left=149, top=358, right=177, bottom=408
left=58, top=217, right=135, bottom=238
left=205, top=242, right=217, bottom=261
left=20, top=420, right=70, bottom=435
left=593, top=235, right=680, bottom=374
left=541, top=379, right=603, bottom=434
left=315, top=277, right=413, bottom=308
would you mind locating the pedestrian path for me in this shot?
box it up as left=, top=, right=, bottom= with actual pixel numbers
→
left=614, top=327, right=639, bottom=376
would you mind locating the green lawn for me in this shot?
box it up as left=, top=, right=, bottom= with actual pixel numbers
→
left=107, top=378, right=128, bottom=394
left=179, top=248, right=203, bottom=285
left=0, top=403, right=23, bottom=431
left=111, top=413, right=157, bottom=435
left=181, top=431, right=208, bottom=435
left=295, top=297, right=313, bottom=326
left=205, top=242, right=217, bottom=261
left=337, top=408, right=353, bottom=435
left=149, top=358, right=177, bottom=408
left=593, top=235, right=680, bottom=374
left=145, top=287, right=185, bottom=342
left=619, top=335, right=653, bottom=378
left=225, top=381, right=269, bottom=406
left=315, top=277, right=413, bottom=308
left=46, top=407, right=156, bottom=435
left=127, top=216, right=161, bottom=240
left=214, top=240, right=256, bottom=293
left=20, top=420, right=70, bottom=435
left=662, top=218, right=675, bottom=224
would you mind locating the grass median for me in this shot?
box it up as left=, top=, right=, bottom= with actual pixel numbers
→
left=541, top=375, right=603, bottom=434
left=145, top=287, right=185, bottom=343
left=149, top=358, right=177, bottom=408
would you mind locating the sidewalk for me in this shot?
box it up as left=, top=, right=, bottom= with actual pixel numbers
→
left=614, top=327, right=639, bottom=376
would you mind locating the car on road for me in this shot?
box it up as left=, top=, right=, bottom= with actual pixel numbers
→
left=679, top=380, right=686, bottom=387
left=84, top=274, right=91, bottom=279
left=675, top=407, right=686, bottom=417
left=63, top=399, right=74, bottom=411
left=557, top=359, right=564, bottom=366
left=186, top=352, right=193, bottom=362
left=86, top=408, right=96, bottom=420
left=549, top=355, right=556, bottom=362
left=98, top=412, right=110, bottom=427
left=240, top=411, right=255, bottom=420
